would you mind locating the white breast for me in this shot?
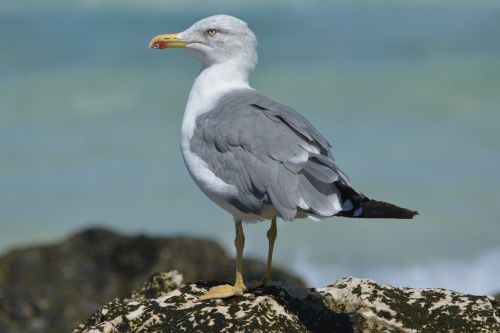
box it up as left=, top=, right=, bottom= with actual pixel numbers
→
left=180, top=63, right=251, bottom=205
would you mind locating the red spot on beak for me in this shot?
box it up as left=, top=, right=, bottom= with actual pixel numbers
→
left=152, top=41, right=169, bottom=49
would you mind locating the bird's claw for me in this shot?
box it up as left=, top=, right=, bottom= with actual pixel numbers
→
left=247, top=278, right=275, bottom=289
left=198, top=284, right=246, bottom=301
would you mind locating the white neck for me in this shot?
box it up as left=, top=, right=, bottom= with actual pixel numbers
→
left=181, top=60, right=253, bottom=144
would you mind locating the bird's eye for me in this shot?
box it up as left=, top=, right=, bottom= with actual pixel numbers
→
left=206, top=28, right=218, bottom=36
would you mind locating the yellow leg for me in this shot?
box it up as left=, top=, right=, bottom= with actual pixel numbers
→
left=248, top=217, right=278, bottom=289
left=263, top=217, right=277, bottom=284
left=234, top=221, right=246, bottom=291
left=199, top=221, right=246, bottom=300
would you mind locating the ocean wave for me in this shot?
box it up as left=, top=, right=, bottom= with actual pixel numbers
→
left=292, top=247, right=500, bottom=296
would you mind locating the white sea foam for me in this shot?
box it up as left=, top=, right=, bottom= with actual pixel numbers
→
left=292, top=247, right=500, bottom=296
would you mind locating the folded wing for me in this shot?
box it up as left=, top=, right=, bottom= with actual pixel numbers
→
left=190, top=89, right=369, bottom=221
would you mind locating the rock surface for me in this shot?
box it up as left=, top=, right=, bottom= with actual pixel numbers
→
left=74, top=270, right=500, bottom=333
left=0, top=228, right=303, bottom=333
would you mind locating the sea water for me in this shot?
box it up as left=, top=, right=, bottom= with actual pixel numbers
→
left=1, top=1, right=499, bottom=295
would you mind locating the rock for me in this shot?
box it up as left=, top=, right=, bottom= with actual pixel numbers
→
left=74, top=271, right=500, bottom=333
left=319, top=278, right=500, bottom=332
left=0, top=228, right=303, bottom=333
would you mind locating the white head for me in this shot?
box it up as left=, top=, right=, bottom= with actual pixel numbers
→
left=149, top=15, right=258, bottom=73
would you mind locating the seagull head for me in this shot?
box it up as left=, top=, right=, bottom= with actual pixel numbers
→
left=149, top=15, right=257, bottom=71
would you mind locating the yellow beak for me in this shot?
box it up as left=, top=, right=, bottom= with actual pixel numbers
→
left=148, top=33, right=190, bottom=49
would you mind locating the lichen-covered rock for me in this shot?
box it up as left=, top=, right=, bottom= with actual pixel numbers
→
left=73, top=271, right=352, bottom=333
left=319, top=277, right=500, bottom=332
left=0, top=228, right=303, bottom=333
left=74, top=272, right=500, bottom=333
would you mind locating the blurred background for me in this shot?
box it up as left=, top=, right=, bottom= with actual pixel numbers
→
left=1, top=0, right=499, bottom=296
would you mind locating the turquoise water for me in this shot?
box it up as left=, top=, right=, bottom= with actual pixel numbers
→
left=1, top=1, right=500, bottom=294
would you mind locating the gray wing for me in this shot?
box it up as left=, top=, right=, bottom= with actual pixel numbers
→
left=190, top=89, right=356, bottom=220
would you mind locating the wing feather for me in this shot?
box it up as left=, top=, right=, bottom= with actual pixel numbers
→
left=190, top=89, right=353, bottom=220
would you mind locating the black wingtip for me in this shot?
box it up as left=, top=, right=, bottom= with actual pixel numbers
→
left=337, top=199, right=419, bottom=219
left=360, top=199, right=418, bottom=219
left=334, top=182, right=418, bottom=220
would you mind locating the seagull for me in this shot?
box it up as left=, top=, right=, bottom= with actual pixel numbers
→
left=149, top=15, right=417, bottom=300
